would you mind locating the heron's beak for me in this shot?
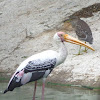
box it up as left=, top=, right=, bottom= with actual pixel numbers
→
left=63, top=34, right=95, bottom=51
left=63, top=19, right=70, bottom=23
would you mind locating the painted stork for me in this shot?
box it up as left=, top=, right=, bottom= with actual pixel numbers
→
left=4, top=32, right=95, bottom=100
left=64, top=16, right=93, bottom=55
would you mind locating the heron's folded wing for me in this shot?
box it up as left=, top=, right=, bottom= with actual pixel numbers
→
left=75, top=24, right=87, bottom=39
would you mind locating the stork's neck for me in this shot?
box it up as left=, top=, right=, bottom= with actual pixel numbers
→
left=56, top=42, right=68, bottom=66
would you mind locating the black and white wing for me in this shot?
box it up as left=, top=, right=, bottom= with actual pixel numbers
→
left=4, top=58, right=57, bottom=93
left=24, top=58, right=57, bottom=73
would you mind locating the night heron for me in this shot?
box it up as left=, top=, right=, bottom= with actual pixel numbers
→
left=66, top=16, right=93, bottom=55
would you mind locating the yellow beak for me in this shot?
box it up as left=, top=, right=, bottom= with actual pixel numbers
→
left=63, top=34, right=95, bottom=51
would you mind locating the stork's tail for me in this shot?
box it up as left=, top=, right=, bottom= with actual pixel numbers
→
left=3, top=88, right=8, bottom=94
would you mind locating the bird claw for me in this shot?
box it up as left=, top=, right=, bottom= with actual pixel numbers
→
left=82, top=48, right=88, bottom=53
left=73, top=53, right=83, bottom=56
left=83, top=50, right=87, bottom=53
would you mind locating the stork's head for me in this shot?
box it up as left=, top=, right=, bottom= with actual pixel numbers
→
left=53, top=32, right=65, bottom=42
left=54, top=32, right=95, bottom=51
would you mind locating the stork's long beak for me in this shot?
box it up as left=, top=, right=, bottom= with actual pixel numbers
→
left=63, top=34, right=95, bottom=51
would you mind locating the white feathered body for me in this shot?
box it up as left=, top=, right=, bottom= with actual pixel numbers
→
left=4, top=39, right=68, bottom=93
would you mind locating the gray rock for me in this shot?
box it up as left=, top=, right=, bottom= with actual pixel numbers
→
left=0, top=0, right=100, bottom=86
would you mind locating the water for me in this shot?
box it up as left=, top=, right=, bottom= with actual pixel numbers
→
left=0, top=83, right=100, bottom=100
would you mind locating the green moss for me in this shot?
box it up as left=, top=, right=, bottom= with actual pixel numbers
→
left=0, top=76, right=10, bottom=82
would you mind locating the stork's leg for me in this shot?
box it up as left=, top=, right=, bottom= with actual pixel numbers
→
left=33, top=81, right=37, bottom=100
left=41, top=79, right=46, bottom=100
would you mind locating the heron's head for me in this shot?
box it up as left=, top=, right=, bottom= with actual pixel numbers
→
left=53, top=32, right=95, bottom=51
left=64, top=16, right=79, bottom=24
left=69, top=16, right=79, bottom=20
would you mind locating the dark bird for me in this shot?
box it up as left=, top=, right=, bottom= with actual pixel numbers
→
left=4, top=32, right=94, bottom=100
left=65, top=16, right=93, bottom=55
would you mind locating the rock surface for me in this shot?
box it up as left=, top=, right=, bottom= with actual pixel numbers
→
left=0, top=0, right=100, bottom=86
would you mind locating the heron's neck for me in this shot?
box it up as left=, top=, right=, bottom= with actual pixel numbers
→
left=56, top=42, right=68, bottom=66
